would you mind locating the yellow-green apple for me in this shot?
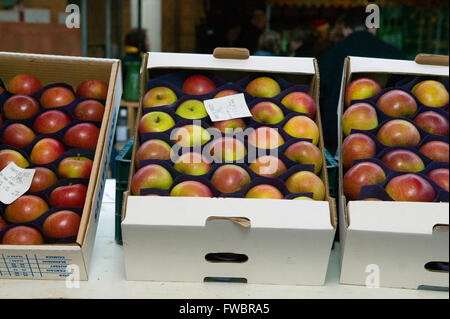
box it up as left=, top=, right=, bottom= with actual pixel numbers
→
left=343, top=162, right=386, bottom=200
left=249, top=155, right=287, bottom=178
left=76, top=79, right=108, bottom=99
left=246, top=184, right=284, bottom=199
left=135, top=139, right=172, bottom=168
left=2, top=123, right=36, bottom=148
left=376, top=120, right=421, bottom=147
left=419, top=141, right=449, bottom=163
left=172, top=124, right=211, bottom=147
left=176, top=99, right=208, bottom=119
left=40, top=87, right=76, bottom=108
left=0, top=215, right=6, bottom=232
left=58, top=156, right=93, bottom=179
left=385, top=174, right=436, bottom=202
left=174, top=152, right=212, bottom=176
left=207, top=137, right=247, bottom=162
left=412, top=80, right=449, bottom=108
left=170, top=181, right=213, bottom=197
left=245, top=77, right=281, bottom=98
left=284, top=141, right=323, bottom=175
left=50, top=184, right=88, bottom=208
left=30, top=138, right=65, bottom=165
left=33, top=110, right=71, bottom=134
left=5, top=195, right=49, bottom=223
left=3, top=95, right=40, bottom=120
left=29, top=167, right=58, bottom=193
left=414, top=111, right=449, bottom=136
left=143, top=86, right=178, bottom=108
left=182, top=75, right=216, bottom=95
left=376, top=90, right=418, bottom=117
left=211, top=119, right=247, bottom=133
left=293, top=196, right=313, bottom=200
left=0, top=149, right=30, bottom=170
left=285, top=171, right=326, bottom=201
left=342, top=133, right=377, bottom=170
left=42, top=210, right=81, bottom=239
left=381, top=149, right=425, bottom=172
left=1, top=226, right=44, bottom=245
left=427, top=168, right=449, bottom=191
left=345, top=78, right=382, bottom=107
left=281, top=92, right=317, bottom=118
left=8, top=74, right=42, bottom=95
left=251, top=101, right=284, bottom=124
left=283, top=116, right=320, bottom=145
left=131, top=164, right=173, bottom=195
left=342, top=103, right=378, bottom=136
left=139, top=111, right=176, bottom=133
left=214, top=90, right=239, bottom=98
left=63, top=123, right=100, bottom=150
left=248, top=126, right=285, bottom=149
left=73, top=100, right=105, bottom=122
left=211, top=165, right=251, bottom=194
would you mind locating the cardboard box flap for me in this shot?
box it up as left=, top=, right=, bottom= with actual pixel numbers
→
left=348, top=201, right=449, bottom=234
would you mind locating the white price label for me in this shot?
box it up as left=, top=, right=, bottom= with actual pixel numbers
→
left=0, top=162, right=35, bottom=205
left=204, top=93, right=252, bottom=122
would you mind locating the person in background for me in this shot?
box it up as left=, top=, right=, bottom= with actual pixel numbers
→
left=286, top=28, right=305, bottom=57
left=254, top=30, right=282, bottom=56
left=294, top=19, right=331, bottom=58
left=237, top=8, right=267, bottom=54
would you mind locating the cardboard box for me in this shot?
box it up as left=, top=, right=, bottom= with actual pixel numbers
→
left=338, top=56, right=449, bottom=290
left=122, top=51, right=337, bottom=285
left=0, top=52, right=122, bottom=280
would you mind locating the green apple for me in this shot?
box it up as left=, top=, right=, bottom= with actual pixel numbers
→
left=176, top=99, right=208, bottom=119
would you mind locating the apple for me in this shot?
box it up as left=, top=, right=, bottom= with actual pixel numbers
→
left=139, top=111, right=176, bottom=133
left=0, top=149, right=30, bottom=170
left=376, top=90, right=418, bottom=117
left=342, top=103, right=378, bottom=136
left=1, top=226, right=44, bottom=245
left=30, top=138, right=65, bottom=165
left=285, top=171, right=326, bottom=201
left=50, top=184, right=88, bottom=208
left=3, top=95, right=40, bottom=120
left=8, top=74, right=42, bottom=95
left=249, top=155, right=287, bottom=178
left=342, top=133, right=377, bottom=170
left=0, top=114, right=3, bottom=127
left=412, top=80, right=449, bottom=108
left=182, top=75, right=216, bottom=95
left=5, top=195, right=49, bottom=223
left=207, top=137, right=247, bottom=162
left=381, top=149, right=425, bottom=172
left=33, top=110, right=71, bottom=134
left=427, top=168, right=449, bottom=191
left=143, top=87, right=178, bottom=108
left=284, top=141, right=323, bottom=175
left=293, top=196, right=313, bottom=200
left=42, top=210, right=81, bottom=239
left=211, top=119, right=247, bottom=133
left=174, top=152, right=212, bottom=176
left=345, top=78, right=382, bottom=107
left=73, top=100, right=105, bottom=122
left=40, top=87, right=76, bottom=108
left=76, top=79, right=108, bottom=99
left=419, top=141, right=449, bottom=163
left=172, top=125, right=211, bottom=147
left=2, top=123, right=36, bottom=148
left=414, top=111, right=449, bottom=136
left=170, top=181, right=213, bottom=198
left=248, top=126, right=285, bottom=149
left=176, top=99, right=208, bottom=119
left=0, top=215, right=6, bottom=232
left=245, top=77, right=281, bottom=98
left=281, top=92, right=317, bottom=118
left=0, top=87, right=3, bottom=95
left=211, top=165, right=251, bottom=194
left=131, top=164, right=173, bottom=195
left=251, top=101, right=284, bottom=124
left=29, top=167, right=58, bottom=193
left=246, top=184, right=284, bottom=199
left=58, top=156, right=93, bottom=179
left=385, top=174, right=436, bottom=202
left=135, top=139, right=172, bottom=168
left=283, top=116, right=320, bottom=145
left=214, top=90, right=239, bottom=98
left=63, top=123, right=100, bottom=150
left=376, top=120, right=421, bottom=147
left=343, top=162, right=387, bottom=200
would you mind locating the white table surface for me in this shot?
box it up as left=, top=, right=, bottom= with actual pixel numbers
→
left=0, top=180, right=448, bottom=299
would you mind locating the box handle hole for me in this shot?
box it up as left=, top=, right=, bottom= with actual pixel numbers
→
left=425, top=262, right=449, bottom=273
left=204, top=277, right=248, bottom=284
left=205, top=253, right=248, bottom=264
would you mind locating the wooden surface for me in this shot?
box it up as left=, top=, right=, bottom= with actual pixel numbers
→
left=121, top=99, right=140, bottom=136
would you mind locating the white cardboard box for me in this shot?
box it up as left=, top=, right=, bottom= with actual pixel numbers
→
left=122, top=51, right=337, bottom=285
left=338, top=56, right=449, bottom=290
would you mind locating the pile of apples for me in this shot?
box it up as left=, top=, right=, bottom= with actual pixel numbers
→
left=131, top=74, right=327, bottom=201
left=0, top=74, right=109, bottom=245
left=342, top=77, right=449, bottom=202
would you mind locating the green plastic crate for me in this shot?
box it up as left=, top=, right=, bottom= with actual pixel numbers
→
left=325, top=149, right=339, bottom=200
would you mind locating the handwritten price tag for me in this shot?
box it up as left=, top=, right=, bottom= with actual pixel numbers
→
left=0, top=162, right=35, bottom=205
left=204, top=93, right=252, bottom=122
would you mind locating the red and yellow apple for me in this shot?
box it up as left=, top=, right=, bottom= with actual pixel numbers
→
left=8, top=74, right=42, bottom=95
left=172, top=124, right=211, bottom=147
left=174, top=152, right=212, bottom=176
left=427, top=168, right=449, bottom=191
left=211, top=118, right=247, bottom=133
left=30, top=138, right=65, bottom=165
left=412, top=80, right=449, bottom=108
left=143, top=87, right=178, bottom=108
left=345, top=78, right=382, bottom=107
left=63, top=123, right=100, bottom=150
left=248, top=126, right=285, bottom=149
left=76, top=79, right=108, bottom=100
left=419, top=141, right=449, bottom=163
left=414, top=111, right=449, bottom=136
left=131, top=164, right=173, bottom=195
left=283, top=116, right=320, bottom=145
left=376, top=90, right=418, bottom=117
left=281, top=92, right=317, bottom=118
left=245, top=77, right=281, bottom=98
left=135, top=139, right=172, bottom=168
left=58, top=156, right=93, bottom=179
left=207, top=137, right=247, bottom=162
left=211, top=165, right=251, bottom=194
left=2, top=123, right=36, bottom=148
left=42, top=210, right=81, bottom=239
left=1, top=226, right=44, bottom=245
left=73, top=100, right=105, bottom=122
left=29, top=167, right=58, bottom=193
left=33, top=110, right=71, bottom=134
left=182, top=75, right=216, bottom=95
left=251, top=101, right=284, bottom=124
left=285, top=171, right=326, bottom=201
left=381, top=149, right=425, bottom=172
left=246, top=184, right=284, bottom=199
left=214, top=90, right=239, bottom=98
left=342, top=133, right=377, bottom=170
left=343, top=162, right=386, bottom=200
left=284, top=141, right=323, bottom=175
left=0, top=149, right=30, bottom=170
left=3, top=95, right=40, bottom=120
left=5, top=195, right=49, bottom=223
left=342, top=103, right=378, bottom=136
left=376, top=120, right=421, bottom=147
left=40, top=87, right=76, bottom=108
left=139, top=111, right=176, bottom=134
left=0, top=215, right=6, bottom=232
left=385, top=174, right=436, bottom=202
left=249, top=155, right=287, bottom=178
left=50, top=184, right=88, bottom=208
left=170, top=181, right=213, bottom=198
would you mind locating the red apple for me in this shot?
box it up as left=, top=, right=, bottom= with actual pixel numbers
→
left=0, top=215, right=6, bottom=232
left=342, top=133, right=377, bottom=170
left=58, top=156, right=93, bottom=179
left=30, top=138, right=65, bottom=165
left=42, top=210, right=81, bottom=239
left=345, top=78, right=382, bottom=107
left=76, top=79, right=108, bottom=99
left=0, top=87, right=3, bottom=95
left=2, top=226, right=44, bottom=245
left=376, top=90, right=418, bottom=117
left=3, top=95, right=40, bottom=120
left=2, top=123, right=36, bottom=148
left=245, top=77, right=281, bottom=98
left=50, top=184, right=88, bottom=208
left=40, top=87, right=76, bottom=108
left=33, top=110, right=71, bottom=134
left=342, top=103, right=378, bottom=136
left=174, top=152, right=212, bottom=176
left=419, top=141, right=449, bottom=163
left=246, top=184, right=284, bottom=199
left=414, top=111, right=449, bottom=136
left=385, top=174, right=436, bottom=202
left=283, top=116, right=320, bottom=145
left=427, top=168, right=449, bottom=191
left=284, top=141, right=323, bottom=175
left=285, top=171, right=326, bottom=201
left=249, top=155, right=287, bottom=178
left=343, top=162, right=386, bottom=200
left=248, top=126, right=285, bottom=149
left=412, top=80, right=449, bottom=108
left=135, top=139, right=172, bottom=168
left=0, top=114, right=3, bottom=127
left=170, top=181, right=213, bottom=198
left=214, top=90, right=239, bottom=98
left=0, top=149, right=30, bottom=170
left=210, top=119, right=247, bottom=133
left=211, top=165, right=251, bottom=194
left=143, top=87, right=178, bottom=108
left=73, top=100, right=105, bottom=122
left=207, top=137, right=247, bottom=162
left=8, top=74, right=42, bottom=95
left=281, top=92, right=317, bottom=118
left=5, top=195, right=49, bottom=223
left=251, top=101, right=285, bottom=124
left=376, top=120, right=421, bottom=147
left=29, top=167, right=58, bottom=193
left=381, top=149, right=425, bottom=172
left=131, top=164, right=173, bottom=195
left=64, top=123, right=100, bottom=150
left=182, top=75, right=216, bottom=95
